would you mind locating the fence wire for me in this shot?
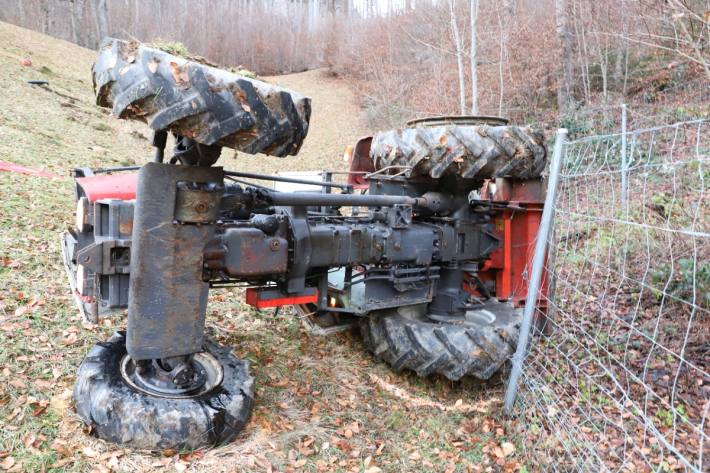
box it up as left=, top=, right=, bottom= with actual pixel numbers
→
left=514, top=119, right=709, bottom=472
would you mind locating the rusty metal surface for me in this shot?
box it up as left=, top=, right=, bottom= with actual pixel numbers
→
left=483, top=177, right=546, bottom=204
left=222, top=228, right=288, bottom=277
left=174, top=181, right=223, bottom=223
left=127, top=163, right=224, bottom=361
left=93, top=38, right=311, bottom=157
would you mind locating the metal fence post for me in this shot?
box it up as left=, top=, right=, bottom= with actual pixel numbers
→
left=503, top=128, right=567, bottom=415
left=621, top=103, right=628, bottom=212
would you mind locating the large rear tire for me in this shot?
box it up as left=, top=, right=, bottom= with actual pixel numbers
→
left=361, top=302, right=521, bottom=381
left=73, top=332, right=254, bottom=451
left=370, top=120, right=546, bottom=180
left=93, top=38, right=311, bottom=157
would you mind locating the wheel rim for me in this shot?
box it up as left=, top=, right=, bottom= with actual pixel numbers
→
left=396, top=303, right=498, bottom=327
left=406, top=115, right=509, bottom=128
left=120, top=351, right=224, bottom=399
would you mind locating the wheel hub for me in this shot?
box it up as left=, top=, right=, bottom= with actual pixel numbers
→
left=120, top=351, right=223, bottom=399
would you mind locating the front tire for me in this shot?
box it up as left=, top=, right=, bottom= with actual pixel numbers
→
left=93, top=38, right=311, bottom=157
left=73, top=332, right=254, bottom=451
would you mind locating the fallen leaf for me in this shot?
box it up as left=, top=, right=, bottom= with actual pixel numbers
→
left=51, top=439, right=72, bottom=458
left=50, top=458, right=74, bottom=468
left=0, top=457, right=14, bottom=470
left=30, top=400, right=48, bottom=417
left=83, top=446, right=99, bottom=458
left=22, top=433, right=36, bottom=448
left=50, top=389, right=72, bottom=417
left=62, top=332, right=78, bottom=346
left=169, top=62, right=189, bottom=87
left=8, top=379, right=25, bottom=389
left=501, top=442, right=516, bottom=457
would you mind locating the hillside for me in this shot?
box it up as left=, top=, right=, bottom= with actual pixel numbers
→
left=0, top=21, right=365, bottom=176
left=0, top=22, right=517, bottom=473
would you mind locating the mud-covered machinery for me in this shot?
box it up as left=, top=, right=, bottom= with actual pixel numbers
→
left=63, top=39, right=548, bottom=450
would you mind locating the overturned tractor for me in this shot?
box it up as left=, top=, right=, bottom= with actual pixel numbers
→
left=63, top=38, right=549, bottom=450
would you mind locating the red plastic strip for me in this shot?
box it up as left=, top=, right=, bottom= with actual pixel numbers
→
left=0, top=161, right=61, bottom=179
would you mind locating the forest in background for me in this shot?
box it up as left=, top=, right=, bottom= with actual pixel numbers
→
left=1, top=0, right=707, bottom=130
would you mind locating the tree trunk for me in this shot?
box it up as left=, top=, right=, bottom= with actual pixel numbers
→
left=94, top=0, right=109, bottom=46
left=469, top=0, right=479, bottom=115
left=40, top=0, right=50, bottom=34
left=447, top=0, right=466, bottom=115
left=496, top=5, right=506, bottom=116
left=555, top=0, right=574, bottom=113
left=613, top=0, right=628, bottom=89
left=18, top=0, right=26, bottom=26
left=69, top=0, right=81, bottom=44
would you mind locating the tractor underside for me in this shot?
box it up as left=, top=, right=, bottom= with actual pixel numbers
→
left=62, top=38, right=549, bottom=451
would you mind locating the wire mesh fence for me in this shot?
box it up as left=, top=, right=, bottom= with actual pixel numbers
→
left=511, top=118, right=709, bottom=472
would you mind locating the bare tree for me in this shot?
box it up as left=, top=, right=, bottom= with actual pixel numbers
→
left=40, top=0, right=51, bottom=34
left=447, top=0, right=467, bottom=114
left=555, top=0, right=575, bottom=112
left=469, top=0, right=479, bottom=114
left=17, top=0, right=25, bottom=25
left=495, top=4, right=506, bottom=115
left=93, top=0, right=109, bottom=45
left=613, top=0, right=629, bottom=93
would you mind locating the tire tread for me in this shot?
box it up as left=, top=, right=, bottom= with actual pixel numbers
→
left=93, top=38, right=311, bottom=157
left=371, top=124, right=546, bottom=180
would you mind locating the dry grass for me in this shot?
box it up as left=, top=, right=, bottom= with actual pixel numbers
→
left=0, top=22, right=522, bottom=473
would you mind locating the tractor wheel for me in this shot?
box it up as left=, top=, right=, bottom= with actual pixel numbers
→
left=361, top=302, right=521, bottom=381
left=370, top=117, right=546, bottom=181
left=93, top=38, right=311, bottom=157
left=73, top=332, right=253, bottom=451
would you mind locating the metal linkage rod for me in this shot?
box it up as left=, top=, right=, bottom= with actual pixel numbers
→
left=503, top=128, right=567, bottom=414
left=224, top=170, right=352, bottom=191
left=267, top=191, right=421, bottom=208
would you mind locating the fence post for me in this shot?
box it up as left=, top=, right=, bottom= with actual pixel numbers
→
left=621, top=103, right=628, bottom=212
left=503, top=128, right=567, bottom=415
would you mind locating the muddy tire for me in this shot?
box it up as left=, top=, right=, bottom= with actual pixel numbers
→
left=361, top=302, right=521, bottom=381
left=92, top=38, right=311, bottom=157
left=73, top=332, right=254, bottom=451
left=370, top=124, right=546, bottom=180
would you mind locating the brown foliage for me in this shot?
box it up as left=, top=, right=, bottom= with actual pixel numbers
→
left=0, top=0, right=705, bottom=133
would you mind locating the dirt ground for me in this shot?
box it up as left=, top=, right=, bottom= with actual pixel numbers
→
left=0, top=22, right=524, bottom=473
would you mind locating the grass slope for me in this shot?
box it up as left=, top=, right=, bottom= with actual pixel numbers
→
left=0, top=21, right=521, bottom=473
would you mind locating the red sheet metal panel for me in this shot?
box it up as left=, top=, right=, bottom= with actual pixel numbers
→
left=346, top=136, right=374, bottom=190
left=472, top=178, right=548, bottom=309
left=77, top=173, right=138, bottom=201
